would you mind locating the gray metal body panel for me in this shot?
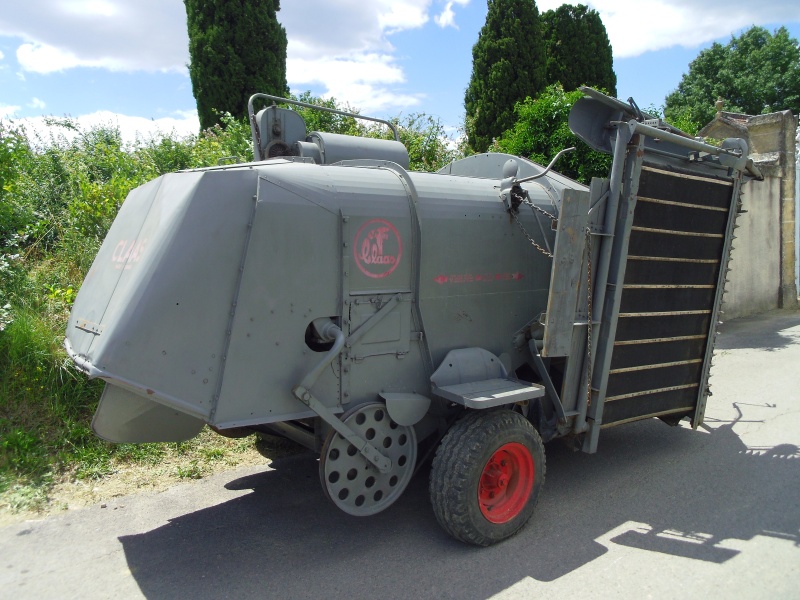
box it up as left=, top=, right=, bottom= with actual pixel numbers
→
left=67, top=169, right=258, bottom=420
left=66, top=155, right=577, bottom=433
left=93, top=384, right=205, bottom=443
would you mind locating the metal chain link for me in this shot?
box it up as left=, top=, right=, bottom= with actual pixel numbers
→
left=519, top=194, right=558, bottom=222
left=509, top=188, right=554, bottom=259
left=585, top=227, right=594, bottom=407
left=510, top=209, right=553, bottom=258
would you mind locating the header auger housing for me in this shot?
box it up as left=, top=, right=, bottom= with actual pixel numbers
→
left=65, top=89, right=759, bottom=545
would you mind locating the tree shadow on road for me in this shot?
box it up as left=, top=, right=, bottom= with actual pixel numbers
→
left=119, top=402, right=800, bottom=599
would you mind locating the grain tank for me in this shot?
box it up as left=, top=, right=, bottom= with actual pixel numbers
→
left=65, top=90, right=760, bottom=545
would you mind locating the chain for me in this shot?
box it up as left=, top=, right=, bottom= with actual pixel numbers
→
left=519, top=194, right=558, bottom=222
left=509, top=188, right=554, bottom=259
left=510, top=209, right=553, bottom=258
left=585, top=227, right=594, bottom=407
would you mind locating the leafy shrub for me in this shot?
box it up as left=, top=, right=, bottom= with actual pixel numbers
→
left=493, top=84, right=612, bottom=184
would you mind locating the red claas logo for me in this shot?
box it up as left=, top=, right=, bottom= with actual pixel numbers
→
left=354, top=219, right=402, bottom=279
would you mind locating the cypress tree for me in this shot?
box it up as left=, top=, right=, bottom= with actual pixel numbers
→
left=464, top=0, right=547, bottom=153
left=185, top=0, right=288, bottom=130
left=541, top=4, right=616, bottom=95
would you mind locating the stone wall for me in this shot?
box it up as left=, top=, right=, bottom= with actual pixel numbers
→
left=699, top=109, right=798, bottom=318
left=725, top=177, right=781, bottom=318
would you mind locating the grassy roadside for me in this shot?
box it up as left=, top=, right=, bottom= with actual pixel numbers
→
left=0, top=114, right=259, bottom=516
left=0, top=429, right=271, bottom=519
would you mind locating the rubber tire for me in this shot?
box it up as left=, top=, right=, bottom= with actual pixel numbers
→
left=429, top=409, right=545, bottom=546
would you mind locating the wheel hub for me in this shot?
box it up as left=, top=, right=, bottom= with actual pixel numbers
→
left=478, top=442, right=534, bottom=524
left=320, top=402, right=417, bottom=516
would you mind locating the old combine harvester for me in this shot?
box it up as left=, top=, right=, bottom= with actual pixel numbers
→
left=65, top=89, right=760, bottom=545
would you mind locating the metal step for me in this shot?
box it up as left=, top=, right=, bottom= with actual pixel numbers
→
left=432, top=378, right=545, bottom=409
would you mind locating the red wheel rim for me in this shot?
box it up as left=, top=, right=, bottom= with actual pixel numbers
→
left=478, top=442, right=534, bottom=523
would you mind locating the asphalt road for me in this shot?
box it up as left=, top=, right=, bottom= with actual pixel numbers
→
left=2, top=310, right=799, bottom=599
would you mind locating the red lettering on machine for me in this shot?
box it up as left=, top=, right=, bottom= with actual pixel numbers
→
left=111, top=238, right=148, bottom=270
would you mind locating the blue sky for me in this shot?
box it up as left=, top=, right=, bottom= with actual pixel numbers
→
left=0, top=1, right=798, bottom=143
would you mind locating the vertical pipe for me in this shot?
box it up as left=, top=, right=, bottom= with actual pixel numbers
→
left=592, top=121, right=634, bottom=321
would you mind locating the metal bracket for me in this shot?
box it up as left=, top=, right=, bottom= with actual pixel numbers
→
left=346, top=293, right=402, bottom=348
left=292, top=319, right=392, bottom=473
left=528, top=339, right=568, bottom=422
left=293, top=385, right=392, bottom=473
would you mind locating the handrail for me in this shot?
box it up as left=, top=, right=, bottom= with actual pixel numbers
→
left=247, top=93, right=400, bottom=142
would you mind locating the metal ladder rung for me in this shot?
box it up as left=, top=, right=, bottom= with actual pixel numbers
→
left=631, top=226, right=724, bottom=239
left=614, top=334, right=707, bottom=346
left=619, top=310, right=711, bottom=318
left=605, top=383, right=699, bottom=402
left=609, top=358, right=703, bottom=374
left=627, top=255, right=720, bottom=264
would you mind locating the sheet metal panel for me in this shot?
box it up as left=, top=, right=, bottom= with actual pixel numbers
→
left=214, top=165, right=343, bottom=426
left=67, top=169, right=257, bottom=419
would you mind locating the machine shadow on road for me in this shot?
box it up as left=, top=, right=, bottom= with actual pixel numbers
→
left=119, top=401, right=800, bottom=600
left=715, top=310, right=800, bottom=352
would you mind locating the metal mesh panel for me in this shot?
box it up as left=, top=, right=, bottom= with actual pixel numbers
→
left=602, top=165, right=735, bottom=426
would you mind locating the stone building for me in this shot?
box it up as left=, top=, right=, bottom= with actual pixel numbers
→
left=698, top=101, right=798, bottom=318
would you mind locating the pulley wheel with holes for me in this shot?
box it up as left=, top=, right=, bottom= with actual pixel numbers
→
left=320, top=402, right=417, bottom=516
left=429, top=409, right=545, bottom=546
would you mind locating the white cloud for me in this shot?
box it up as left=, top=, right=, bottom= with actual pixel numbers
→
left=435, top=0, right=470, bottom=29
left=536, top=0, right=800, bottom=58
left=18, top=42, right=99, bottom=74
left=435, top=4, right=457, bottom=29
left=0, top=49, right=4, bottom=61
left=0, top=1, right=189, bottom=73
left=279, top=2, right=434, bottom=112
left=0, top=105, right=21, bottom=118
left=0, top=1, right=436, bottom=115
left=288, top=51, right=424, bottom=113
left=13, top=110, right=200, bottom=147
left=61, top=0, right=119, bottom=18
left=289, top=53, right=405, bottom=88
left=378, top=1, right=431, bottom=32
left=28, top=97, right=46, bottom=110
